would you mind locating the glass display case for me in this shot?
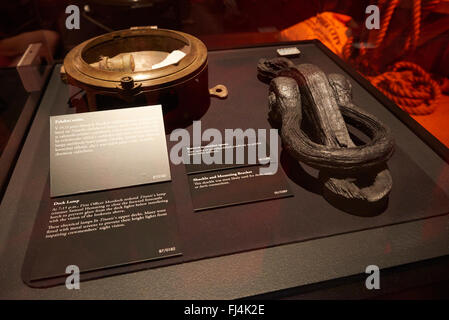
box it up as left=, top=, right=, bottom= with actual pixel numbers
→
left=0, top=0, right=448, bottom=300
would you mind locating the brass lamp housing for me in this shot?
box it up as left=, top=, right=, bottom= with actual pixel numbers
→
left=61, top=27, right=209, bottom=119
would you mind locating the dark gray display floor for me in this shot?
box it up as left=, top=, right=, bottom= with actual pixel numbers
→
left=1, top=41, right=449, bottom=298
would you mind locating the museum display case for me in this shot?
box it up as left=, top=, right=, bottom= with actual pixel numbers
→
left=0, top=0, right=448, bottom=299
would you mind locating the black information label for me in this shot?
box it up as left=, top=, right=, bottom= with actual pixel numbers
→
left=184, top=141, right=273, bottom=175
left=23, top=182, right=181, bottom=283
left=188, top=165, right=293, bottom=211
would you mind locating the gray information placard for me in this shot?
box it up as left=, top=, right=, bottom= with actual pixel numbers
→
left=50, top=105, right=171, bottom=197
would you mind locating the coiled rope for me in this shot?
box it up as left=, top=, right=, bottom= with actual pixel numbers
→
left=344, top=0, right=443, bottom=115
left=369, top=61, right=441, bottom=115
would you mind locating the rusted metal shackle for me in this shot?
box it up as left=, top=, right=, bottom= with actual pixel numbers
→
left=258, top=58, right=395, bottom=204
